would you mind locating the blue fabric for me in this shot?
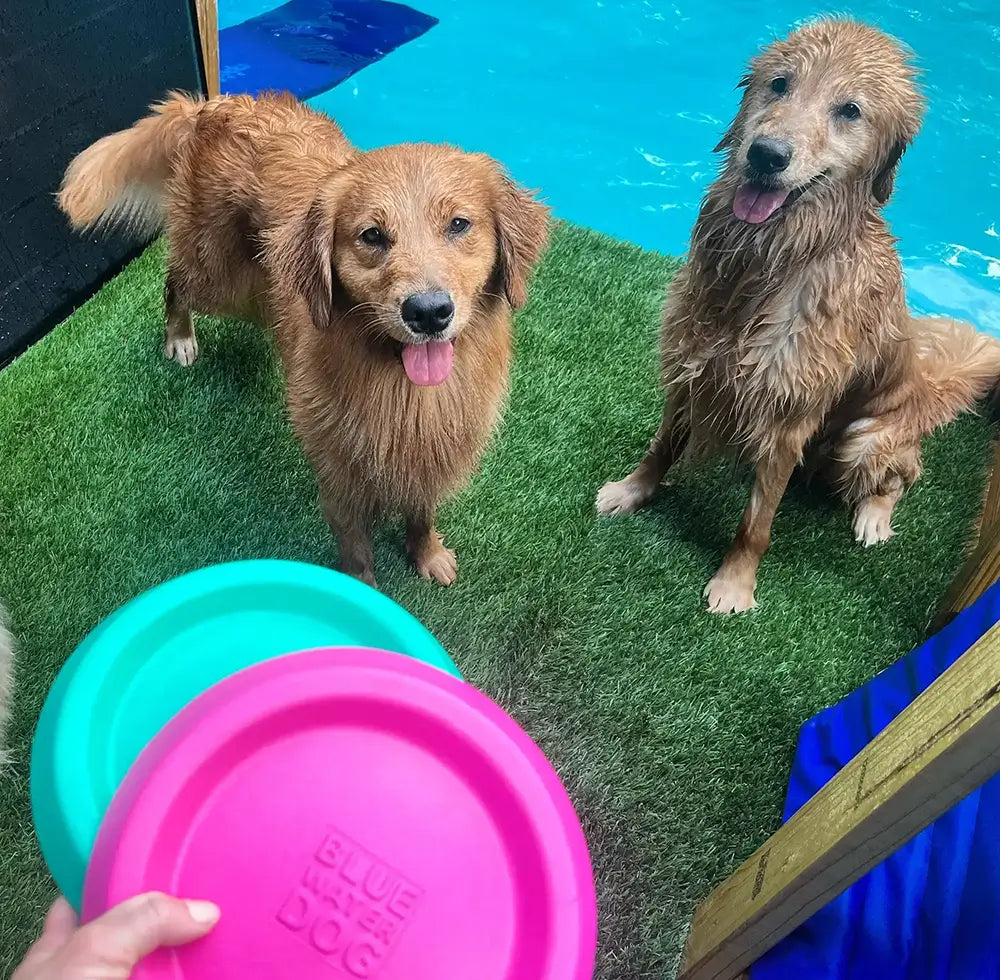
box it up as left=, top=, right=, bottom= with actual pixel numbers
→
left=751, top=580, right=1000, bottom=980
left=219, top=0, right=437, bottom=100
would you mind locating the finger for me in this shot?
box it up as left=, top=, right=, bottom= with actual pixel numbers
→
left=74, top=892, right=220, bottom=968
left=17, top=897, right=79, bottom=964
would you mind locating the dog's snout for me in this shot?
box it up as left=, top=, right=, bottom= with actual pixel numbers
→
left=747, top=137, right=793, bottom=176
left=401, top=290, right=455, bottom=335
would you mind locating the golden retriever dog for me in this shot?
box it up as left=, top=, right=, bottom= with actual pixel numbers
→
left=597, top=19, right=1000, bottom=613
left=59, top=92, right=549, bottom=587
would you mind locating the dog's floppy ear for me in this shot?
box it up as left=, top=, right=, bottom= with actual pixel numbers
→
left=267, top=195, right=338, bottom=330
left=714, top=71, right=753, bottom=154
left=871, top=140, right=907, bottom=206
left=871, top=76, right=924, bottom=206
left=493, top=172, right=551, bottom=309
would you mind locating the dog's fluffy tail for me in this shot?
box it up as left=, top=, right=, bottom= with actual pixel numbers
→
left=912, top=315, right=1000, bottom=429
left=58, top=91, right=205, bottom=237
left=0, top=606, right=13, bottom=767
left=830, top=317, right=1000, bottom=503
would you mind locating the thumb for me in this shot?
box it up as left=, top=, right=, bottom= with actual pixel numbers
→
left=42, top=897, right=81, bottom=945
left=75, top=893, right=220, bottom=968
left=12, top=898, right=79, bottom=971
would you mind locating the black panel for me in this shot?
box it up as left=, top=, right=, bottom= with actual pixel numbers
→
left=0, top=0, right=204, bottom=365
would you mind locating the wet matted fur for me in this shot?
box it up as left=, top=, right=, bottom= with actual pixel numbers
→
left=598, top=18, right=1000, bottom=613
left=59, top=92, right=550, bottom=587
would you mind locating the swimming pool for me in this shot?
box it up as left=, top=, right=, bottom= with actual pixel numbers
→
left=219, top=0, right=1000, bottom=335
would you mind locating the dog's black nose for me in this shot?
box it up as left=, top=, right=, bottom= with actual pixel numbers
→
left=747, top=137, right=793, bottom=175
left=401, top=291, right=454, bottom=335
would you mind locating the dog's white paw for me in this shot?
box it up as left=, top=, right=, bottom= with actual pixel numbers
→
left=596, top=478, right=654, bottom=516
left=164, top=335, right=199, bottom=367
left=853, top=498, right=895, bottom=547
left=703, top=569, right=757, bottom=615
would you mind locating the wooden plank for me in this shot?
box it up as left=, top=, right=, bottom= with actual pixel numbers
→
left=193, top=0, right=220, bottom=98
left=935, top=529, right=1000, bottom=629
left=935, top=441, right=1000, bottom=628
left=979, top=441, right=1000, bottom=540
left=678, top=621, right=1000, bottom=980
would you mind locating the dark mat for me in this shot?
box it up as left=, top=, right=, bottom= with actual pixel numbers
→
left=0, top=0, right=202, bottom=365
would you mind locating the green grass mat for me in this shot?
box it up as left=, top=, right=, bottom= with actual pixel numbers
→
left=0, top=225, right=992, bottom=976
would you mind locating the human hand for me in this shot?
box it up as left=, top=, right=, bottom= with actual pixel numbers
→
left=13, top=892, right=220, bottom=980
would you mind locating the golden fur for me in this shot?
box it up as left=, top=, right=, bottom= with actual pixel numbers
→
left=59, top=92, right=550, bottom=586
left=598, top=19, right=1000, bottom=613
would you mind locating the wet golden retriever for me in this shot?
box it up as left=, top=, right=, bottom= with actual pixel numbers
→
left=59, top=92, right=549, bottom=587
left=598, top=18, right=1000, bottom=613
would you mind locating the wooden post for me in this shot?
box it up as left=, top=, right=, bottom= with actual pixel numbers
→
left=976, top=440, right=1000, bottom=540
left=934, top=439, right=1000, bottom=629
left=193, top=0, right=220, bottom=98
left=677, top=621, right=1000, bottom=980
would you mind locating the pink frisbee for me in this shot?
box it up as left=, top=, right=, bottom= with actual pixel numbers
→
left=83, top=647, right=597, bottom=979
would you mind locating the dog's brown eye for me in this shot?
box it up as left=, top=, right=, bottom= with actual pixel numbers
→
left=770, top=76, right=788, bottom=94
left=448, top=216, right=472, bottom=237
left=837, top=101, right=862, bottom=120
left=359, top=227, right=389, bottom=249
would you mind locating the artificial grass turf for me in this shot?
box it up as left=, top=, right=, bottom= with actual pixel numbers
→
left=0, top=223, right=992, bottom=977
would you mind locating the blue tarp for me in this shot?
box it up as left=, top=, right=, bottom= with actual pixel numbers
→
left=219, top=0, right=437, bottom=100
left=751, top=580, right=1000, bottom=980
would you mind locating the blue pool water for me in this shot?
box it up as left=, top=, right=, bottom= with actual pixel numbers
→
left=219, top=0, right=1000, bottom=334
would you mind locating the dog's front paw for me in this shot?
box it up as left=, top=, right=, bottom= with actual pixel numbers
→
left=342, top=564, right=377, bottom=589
left=853, top=497, right=896, bottom=547
left=596, top=477, right=655, bottom=516
left=406, top=527, right=458, bottom=586
left=703, top=568, right=757, bottom=614
left=416, top=543, right=458, bottom=586
left=164, top=335, right=199, bottom=367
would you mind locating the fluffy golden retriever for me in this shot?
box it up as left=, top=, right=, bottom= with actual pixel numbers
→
left=598, top=19, right=1000, bottom=613
left=59, top=92, right=549, bottom=587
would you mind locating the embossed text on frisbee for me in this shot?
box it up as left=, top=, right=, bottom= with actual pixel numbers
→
left=277, top=827, right=424, bottom=977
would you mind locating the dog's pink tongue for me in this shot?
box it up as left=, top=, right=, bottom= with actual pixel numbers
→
left=733, top=184, right=790, bottom=224
left=401, top=340, right=455, bottom=386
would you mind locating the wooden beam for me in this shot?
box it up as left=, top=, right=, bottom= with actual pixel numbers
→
left=678, top=620, right=1000, bottom=980
left=193, top=0, right=220, bottom=98
left=934, top=439, right=1000, bottom=629
left=978, top=440, right=1000, bottom=540
left=935, top=529, right=1000, bottom=629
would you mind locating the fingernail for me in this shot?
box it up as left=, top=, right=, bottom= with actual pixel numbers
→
left=185, top=900, right=221, bottom=924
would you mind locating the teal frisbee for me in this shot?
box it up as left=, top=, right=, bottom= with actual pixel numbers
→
left=30, top=559, right=457, bottom=910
